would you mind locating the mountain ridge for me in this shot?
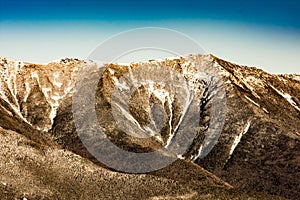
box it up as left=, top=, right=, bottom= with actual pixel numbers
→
left=0, top=54, right=299, bottom=199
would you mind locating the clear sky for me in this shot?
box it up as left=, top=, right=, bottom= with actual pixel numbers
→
left=0, top=0, right=300, bottom=74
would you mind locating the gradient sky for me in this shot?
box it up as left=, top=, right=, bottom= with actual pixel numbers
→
left=0, top=0, right=300, bottom=73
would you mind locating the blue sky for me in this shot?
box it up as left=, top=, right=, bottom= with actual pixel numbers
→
left=0, top=0, right=300, bottom=73
left=1, top=0, right=299, bottom=27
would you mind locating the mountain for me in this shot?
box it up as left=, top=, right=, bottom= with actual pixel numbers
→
left=0, top=55, right=299, bottom=199
left=197, top=56, right=300, bottom=199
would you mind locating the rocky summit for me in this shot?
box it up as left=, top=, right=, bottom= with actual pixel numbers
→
left=0, top=54, right=299, bottom=199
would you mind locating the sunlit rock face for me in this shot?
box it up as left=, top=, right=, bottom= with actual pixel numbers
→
left=0, top=54, right=299, bottom=199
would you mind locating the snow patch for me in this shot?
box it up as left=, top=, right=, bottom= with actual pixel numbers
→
left=283, top=93, right=300, bottom=111
left=147, top=81, right=175, bottom=142
left=263, top=107, right=269, bottom=114
left=64, top=86, right=73, bottom=94
left=244, top=95, right=260, bottom=107
left=112, top=77, right=130, bottom=91
left=147, top=83, right=170, bottom=105
left=0, top=89, right=32, bottom=125
left=41, top=88, right=51, bottom=98
left=224, top=79, right=231, bottom=84
left=292, top=75, right=300, bottom=81
left=270, top=85, right=300, bottom=112
left=228, top=121, right=251, bottom=160
left=112, top=102, right=147, bottom=138
left=6, top=74, right=19, bottom=108
left=51, top=95, right=61, bottom=101
left=31, top=72, right=39, bottom=79
left=108, top=68, right=115, bottom=75
left=129, top=69, right=139, bottom=87
left=166, top=91, right=192, bottom=148
left=192, top=145, right=203, bottom=162
left=24, top=82, right=31, bottom=102
left=0, top=104, right=13, bottom=116
left=53, top=73, right=63, bottom=88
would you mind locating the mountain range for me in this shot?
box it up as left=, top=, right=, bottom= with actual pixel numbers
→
left=0, top=54, right=299, bottom=199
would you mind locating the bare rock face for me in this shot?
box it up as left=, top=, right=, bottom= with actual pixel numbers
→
left=0, top=54, right=299, bottom=199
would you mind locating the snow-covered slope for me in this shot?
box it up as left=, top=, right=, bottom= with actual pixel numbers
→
left=0, top=57, right=82, bottom=132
